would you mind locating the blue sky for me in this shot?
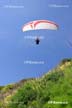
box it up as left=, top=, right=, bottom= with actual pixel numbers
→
left=0, top=0, right=72, bottom=85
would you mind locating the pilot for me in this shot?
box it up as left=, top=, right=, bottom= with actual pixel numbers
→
left=35, top=38, right=40, bottom=45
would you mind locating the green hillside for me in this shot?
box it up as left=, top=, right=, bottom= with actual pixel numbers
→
left=0, top=58, right=72, bottom=108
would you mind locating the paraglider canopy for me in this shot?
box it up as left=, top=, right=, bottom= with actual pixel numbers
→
left=22, top=20, right=58, bottom=32
left=22, top=20, right=58, bottom=45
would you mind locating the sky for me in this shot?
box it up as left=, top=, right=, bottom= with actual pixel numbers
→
left=0, top=0, right=72, bottom=85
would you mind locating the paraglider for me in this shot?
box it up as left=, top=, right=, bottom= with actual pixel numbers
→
left=22, top=20, right=58, bottom=44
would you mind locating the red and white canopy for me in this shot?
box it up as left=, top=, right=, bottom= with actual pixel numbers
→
left=22, top=20, right=58, bottom=32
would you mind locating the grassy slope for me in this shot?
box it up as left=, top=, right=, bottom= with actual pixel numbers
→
left=0, top=58, right=72, bottom=108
